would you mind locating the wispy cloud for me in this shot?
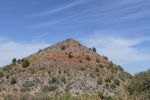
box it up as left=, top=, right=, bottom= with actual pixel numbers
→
left=68, top=1, right=150, bottom=24
left=29, top=8, right=94, bottom=28
left=0, top=40, right=50, bottom=67
left=33, top=0, right=88, bottom=16
left=29, top=0, right=150, bottom=29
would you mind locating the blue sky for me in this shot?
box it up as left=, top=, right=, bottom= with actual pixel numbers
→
left=0, top=0, right=150, bottom=74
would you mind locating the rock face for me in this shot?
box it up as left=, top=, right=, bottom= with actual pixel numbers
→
left=0, top=38, right=129, bottom=99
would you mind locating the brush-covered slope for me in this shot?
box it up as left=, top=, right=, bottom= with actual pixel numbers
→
left=117, top=69, right=150, bottom=100
left=0, top=38, right=130, bottom=99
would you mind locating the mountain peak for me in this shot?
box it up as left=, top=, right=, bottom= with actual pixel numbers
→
left=0, top=38, right=128, bottom=99
left=65, top=38, right=77, bottom=41
left=59, top=38, right=80, bottom=45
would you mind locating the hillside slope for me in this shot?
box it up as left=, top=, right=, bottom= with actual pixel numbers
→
left=117, top=69, right=150, bottom=100
left=0, top=38, right=130, bottom=99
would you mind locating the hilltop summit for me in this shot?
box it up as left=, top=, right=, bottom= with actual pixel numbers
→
left=0, top=38, right=129, bottom=99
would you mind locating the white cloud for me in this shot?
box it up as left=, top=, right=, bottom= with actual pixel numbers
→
left=0, top=41, right=50, bottom=67
left=79, top=31, right=150, bottom=74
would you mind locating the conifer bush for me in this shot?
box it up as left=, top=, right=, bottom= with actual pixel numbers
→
left=92, top=47, right=96, bottom=52
left=12, top=58, right=17, bottom=64
left=22, top=59, right=30, bottom=68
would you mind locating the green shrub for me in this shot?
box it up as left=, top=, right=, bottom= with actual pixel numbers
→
left=38, top=49, right=42, bottom=53
left=85, top=55, right=91, bottom=61
left=97, top=77, right=103, bottom=85
left=22, top=59, right=30, bottom=68
left=10, top=78, right=17, bottom=84
left=113, top=78, right=120, bottom=85
left=61, top=77, right=66, bottom=84
left=0, top=72, right=4, bottom=77
left=105, top=76, right=113, bottom=83
left=92, top=47, right=96, bottom=52
left=12, top=58, right=17, bottom=64
left=80, top=67, right=85, bottom=71
left=110, top=83, right=116, bottom=89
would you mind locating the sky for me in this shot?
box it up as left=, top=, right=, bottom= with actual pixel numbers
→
left=0, top=0, right=150, bottom=74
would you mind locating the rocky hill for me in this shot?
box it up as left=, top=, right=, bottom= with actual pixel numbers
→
left=0, top=38, right=131, bottom=100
